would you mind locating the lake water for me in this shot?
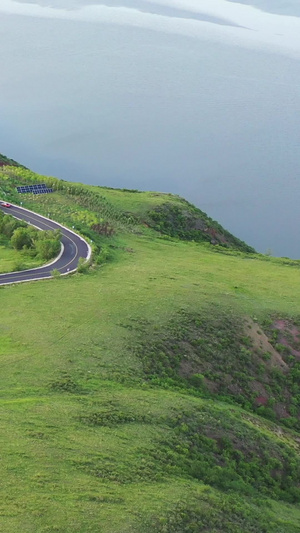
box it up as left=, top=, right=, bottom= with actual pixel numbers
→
left=1, top=0, right=300, bottom=257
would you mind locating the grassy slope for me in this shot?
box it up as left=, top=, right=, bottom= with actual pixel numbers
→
left=0, top=152, right=24, bottom=168
left=0, top=164, right=299, bottom=531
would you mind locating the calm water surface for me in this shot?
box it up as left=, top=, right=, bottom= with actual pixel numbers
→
left=1, top=0, right=300, bottom=257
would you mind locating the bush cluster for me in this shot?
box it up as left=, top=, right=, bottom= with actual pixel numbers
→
left=0, top=210, right=61, bottom=261
left=144, top=495, right=299, bottom=533
left=154, top=408, right=300, bottom=503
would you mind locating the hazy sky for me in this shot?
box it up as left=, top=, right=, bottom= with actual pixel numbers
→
left=1, top=0, right=300, bottom=257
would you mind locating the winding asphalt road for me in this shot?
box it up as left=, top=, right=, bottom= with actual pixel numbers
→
left=0, top=204, right=91, bottom=286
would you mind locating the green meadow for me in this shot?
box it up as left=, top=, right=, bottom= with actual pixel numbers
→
left=0, top=234, right=43, bottom=274
left=0, top=163, right=300, bottom=532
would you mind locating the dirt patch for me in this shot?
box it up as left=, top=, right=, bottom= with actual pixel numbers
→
left=251, top=382, right=272, bottom=408
left=274, top=319, right=300, bottom=358
left=273, top=402, right=290, bottom=419
left=245, top=318, right=288, bottom=370
left=255, top=396, right=268, bottom=406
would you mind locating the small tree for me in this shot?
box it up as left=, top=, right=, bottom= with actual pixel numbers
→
left=36, top=239, right=61, bottom=260
left=11, top=227, right=33, bottom=250
left=35, top=230, right=61, bottom=260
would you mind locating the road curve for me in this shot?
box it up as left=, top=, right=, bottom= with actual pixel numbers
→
left=0, top=204, right=91, bottom=286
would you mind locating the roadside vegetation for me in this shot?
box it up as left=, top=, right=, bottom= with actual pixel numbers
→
left=0, top=238, right=41, bottom=273
left=0, top=209, right=61, bottom=273
left=0, top=160, right=299, bottom=532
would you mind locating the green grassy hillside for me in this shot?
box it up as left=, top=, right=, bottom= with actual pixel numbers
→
left=0, top=161, right=299, bottom=532
left=0, top=152, right=24, bottom=168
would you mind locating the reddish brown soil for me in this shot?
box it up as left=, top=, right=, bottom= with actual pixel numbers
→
left=0, top=161, right=16, bottom=167
left=245, top=318, right=287, bottom=370
left=255, top=396, right=268, bottom=406
left=274, top=319, right=300, bottom=358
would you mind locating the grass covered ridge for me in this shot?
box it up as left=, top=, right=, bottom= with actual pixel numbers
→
left=0, top=161, right=299, bottom=531
left=1, top=165, right=255, bottom=252
left=0, top=152, right=24, bottom=168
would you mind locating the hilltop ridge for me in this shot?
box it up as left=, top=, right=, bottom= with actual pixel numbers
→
left=0, top=152, right=25, bottom=168
left=0, top=156, right=254, bottom=253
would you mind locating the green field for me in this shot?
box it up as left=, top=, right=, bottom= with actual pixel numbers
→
left=0, top=163, right=300, bottom=532
left=0, top=235, right=44, bottom=274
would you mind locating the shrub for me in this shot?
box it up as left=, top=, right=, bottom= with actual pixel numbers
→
left=12, top=259, right=25, bottom=272
left=35, top=230, right=61, bottom=260
left=77, top=256, right=89, bottom=273
left=189, top=373, right=206, bottom=389
left=51, top=268, right=61, bottom=279
left=96, top=245, right=110, bottom=265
